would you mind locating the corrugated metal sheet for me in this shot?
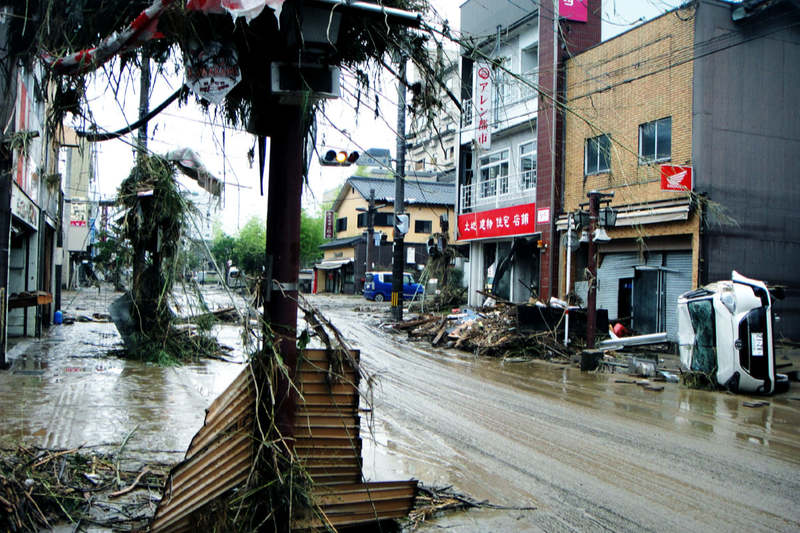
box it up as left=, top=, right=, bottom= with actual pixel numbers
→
left=294, top=480, right=418, bottom=529
left=597, top=251, right=691, bottom=340
left=152, top=348, right=417, bottom=532
left=151, top=367, right=255, bottom=532
left=664, top=252, right=692, bottom=341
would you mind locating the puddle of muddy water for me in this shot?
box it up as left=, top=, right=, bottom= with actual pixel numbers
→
left=0, top=316, right=246, bottom=465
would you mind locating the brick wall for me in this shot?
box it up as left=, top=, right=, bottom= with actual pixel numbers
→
left=537, top=0, right=602, bottom=299
left=561, top=4, right=701, bottom=292
left=563, top=5, right=696, bottom=212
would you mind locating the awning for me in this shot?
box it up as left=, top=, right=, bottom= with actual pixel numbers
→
left=314, top=258, right=353, bottom=270
left=556, top=198, right=692, bottom=231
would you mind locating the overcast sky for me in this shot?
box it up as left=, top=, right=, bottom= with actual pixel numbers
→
left=81, top=0, right=684, bottom=235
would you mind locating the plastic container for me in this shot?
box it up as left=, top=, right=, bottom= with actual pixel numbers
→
left=54, top=310, right=63, bottom=325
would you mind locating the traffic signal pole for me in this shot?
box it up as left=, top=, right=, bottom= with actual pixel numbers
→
left=391, top=55, right=406, bottom=321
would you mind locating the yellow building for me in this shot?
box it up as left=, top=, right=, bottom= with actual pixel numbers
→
left=315, top=175, right=455, bottom=294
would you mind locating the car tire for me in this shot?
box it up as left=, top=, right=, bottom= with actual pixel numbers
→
left=374, top=293, right=385, bottom=302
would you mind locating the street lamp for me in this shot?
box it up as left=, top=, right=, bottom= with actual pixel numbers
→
left=583, top=190, right=616, bottom=348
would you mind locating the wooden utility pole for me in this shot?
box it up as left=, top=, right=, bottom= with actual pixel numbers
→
left=391, top=54, right=407, bottom=321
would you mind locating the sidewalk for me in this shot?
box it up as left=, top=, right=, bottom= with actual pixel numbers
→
left=0, top=285, right=244, bottom=461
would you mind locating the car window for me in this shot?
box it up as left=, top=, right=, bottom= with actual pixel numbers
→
left=403, top=274, right=414, bottom=284
left=365, top=274, right=373, bottom=282
left=687, top=299, right=716, bottom=373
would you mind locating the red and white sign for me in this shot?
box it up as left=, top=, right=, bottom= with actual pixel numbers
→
left=324, top=210, right=335, bottom=239
left=559, top=0, right=588, bottom=22
left=458, top=203, right=536, bottom=241
left=660, top=164, right=693, bottom=191
left=70, top=220, right=87, bottom=227
left=185, top=41, right=241, bottom=105
left=537, top=207, right=550, bottom=225
left=474, top=62, right=492, bottom=150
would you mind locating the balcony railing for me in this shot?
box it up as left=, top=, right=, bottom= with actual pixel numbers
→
left=461, top=72, right=538, bottom=132
left=460, top=170, right=537, bottom=212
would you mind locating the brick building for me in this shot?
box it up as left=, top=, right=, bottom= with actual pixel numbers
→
left=560, top=0, right=800, bottom=340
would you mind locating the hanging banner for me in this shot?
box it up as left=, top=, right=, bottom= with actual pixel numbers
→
left=458, top=203, right=536, bottom=241
left=559, top=0, right=588, bottom=22
left=474, top=62, right=492, bottom=150
left=185, top=41, right=242, bottom=105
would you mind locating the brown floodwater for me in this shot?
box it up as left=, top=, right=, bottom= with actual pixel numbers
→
left=312, top=294, right=800, bottom=532
left=3, top=290, right=799, bottom=532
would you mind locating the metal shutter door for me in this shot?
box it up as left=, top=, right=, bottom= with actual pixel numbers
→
left=596, top=253, right=639, bottom=320
left=664, top=252, right=693, bottom=341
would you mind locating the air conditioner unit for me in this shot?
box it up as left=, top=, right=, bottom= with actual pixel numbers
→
left=270, top=62, right=340, bottom=100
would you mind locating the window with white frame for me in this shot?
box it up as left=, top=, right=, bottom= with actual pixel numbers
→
left=480, top=149, right=509, bottom=198
left=639, top=117, right=671, bottom=163
left=520, top=45, right=538, bottom=100
left=519, top=141, right=537, bottom=191
left=585, top=134, right=611, bottom=175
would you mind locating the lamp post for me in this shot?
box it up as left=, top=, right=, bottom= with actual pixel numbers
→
left=585, top=190, right=615, bottom=348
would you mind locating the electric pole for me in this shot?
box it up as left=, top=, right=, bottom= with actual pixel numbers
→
left=391, top=54, right=407, bottom=321
left=366, top=188, right=375, bottom=273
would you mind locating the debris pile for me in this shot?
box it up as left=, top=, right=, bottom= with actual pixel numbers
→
left=0, top=446, right=170, bottom=532
left=395, top=304, right=573, bottom=360
left=407, top=485, right=537, bottom=529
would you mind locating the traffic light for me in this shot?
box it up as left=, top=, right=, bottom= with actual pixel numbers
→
left=320, top=149, right=360, bottom=166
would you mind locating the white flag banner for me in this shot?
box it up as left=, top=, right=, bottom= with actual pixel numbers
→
left=474, top=62, right=492, bottom=150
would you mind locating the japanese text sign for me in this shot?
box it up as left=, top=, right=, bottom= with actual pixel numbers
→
left=324, top=210, right=335, bottom=239
left=458, top=203, right=536, bottom=241
left=559, top=0, right=588, bottom=22
left=474, top=62, right=492, bottom=150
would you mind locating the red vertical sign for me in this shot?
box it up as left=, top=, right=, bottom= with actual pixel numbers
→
left=324, top=210, right=335, bottom=239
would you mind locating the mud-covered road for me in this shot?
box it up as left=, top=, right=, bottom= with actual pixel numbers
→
left=310, top=295, right=800, bottom=532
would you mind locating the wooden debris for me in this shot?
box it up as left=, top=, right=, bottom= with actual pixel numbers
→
left=0, top=445, right=170, bottom=531
left=391, top=305, right=576, bottom=362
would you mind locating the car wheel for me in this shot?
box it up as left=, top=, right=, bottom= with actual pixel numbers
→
left=374, top=293, right=385, bottom=302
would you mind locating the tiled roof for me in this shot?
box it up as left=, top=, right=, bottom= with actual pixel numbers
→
left=347, top=176, right=455, bottom=206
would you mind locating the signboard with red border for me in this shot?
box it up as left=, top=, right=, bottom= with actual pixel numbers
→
left=660, top=164, right=693, bottom=191
left=559, top=0, right=588, bottom=22
left=458, top=203, right=536, bottom=241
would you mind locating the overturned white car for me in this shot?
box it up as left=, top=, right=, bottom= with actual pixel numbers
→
left=677, top=271, right=786, bottom=394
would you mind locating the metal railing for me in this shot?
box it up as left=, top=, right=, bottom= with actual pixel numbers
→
left=460, top=170, right=537, bottom=212
left=462, top=72, right=538, bottom=131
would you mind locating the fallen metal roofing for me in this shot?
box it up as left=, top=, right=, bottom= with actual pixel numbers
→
left=151, top=348, right=417, bottom=532
left=150, top=367, right=255, bottom=532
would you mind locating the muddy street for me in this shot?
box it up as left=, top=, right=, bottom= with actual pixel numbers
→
left=310, top=294, right=800, bottom=532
